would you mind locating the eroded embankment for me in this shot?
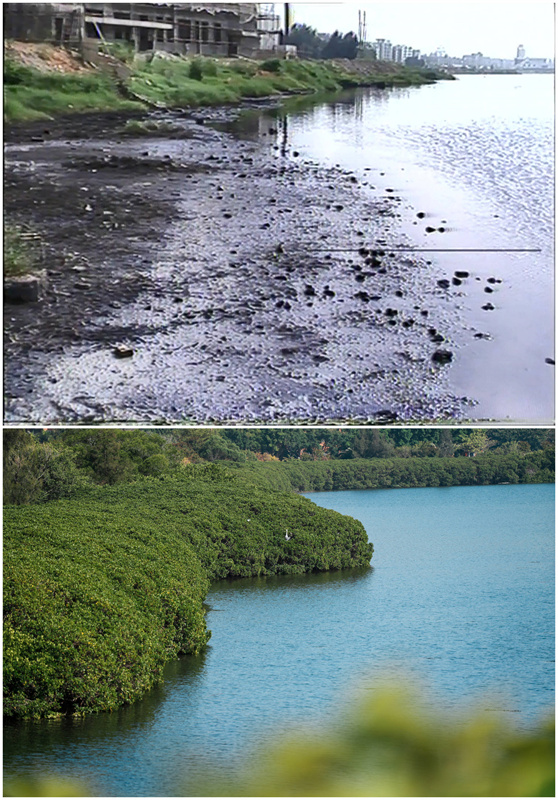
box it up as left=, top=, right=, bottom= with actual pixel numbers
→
left=4, top=106, right=475, bottom=423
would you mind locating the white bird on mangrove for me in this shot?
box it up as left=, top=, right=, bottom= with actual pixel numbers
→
left=285, top=529, right=291, bottom=540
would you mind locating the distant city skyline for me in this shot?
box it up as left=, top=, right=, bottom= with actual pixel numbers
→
left=287, top=2, right=555, bottom=60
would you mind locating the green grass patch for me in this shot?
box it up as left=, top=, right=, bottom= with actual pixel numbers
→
left=3, top=224, right=43, bottom=277
left=4, top=54, right=452, bottom=122
left=4, top=68, right=142, bottom=122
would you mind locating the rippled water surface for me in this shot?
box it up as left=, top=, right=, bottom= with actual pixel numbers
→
left=232, top=73, right=554, bottom=421
left=4, top=483, right=554, bottom=796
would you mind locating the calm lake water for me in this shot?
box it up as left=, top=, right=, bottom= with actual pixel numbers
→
left=292, top=74, right=555, bottom=422
left=4, top=483, right=554, bottom=796
left=235, top=74, right=555, bottom=422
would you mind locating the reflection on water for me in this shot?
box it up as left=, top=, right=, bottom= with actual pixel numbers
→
left=214, top=75, right=554, bottom=422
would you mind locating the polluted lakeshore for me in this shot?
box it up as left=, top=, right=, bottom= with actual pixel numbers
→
left=4, top=74, right=554, bottom=424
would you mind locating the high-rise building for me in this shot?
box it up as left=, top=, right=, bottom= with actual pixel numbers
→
left=373, top=37, right=393, bottom=60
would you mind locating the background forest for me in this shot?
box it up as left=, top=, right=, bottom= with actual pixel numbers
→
left=4, top=428, right=554, bottom=505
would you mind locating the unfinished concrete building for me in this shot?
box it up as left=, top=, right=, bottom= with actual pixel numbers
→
left=3, top=3, right=282, bottom=57
left=3, top=3, right=83, bottom=46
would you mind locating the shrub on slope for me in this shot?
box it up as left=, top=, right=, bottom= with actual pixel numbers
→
left=4, top=467, right=372, bottom=719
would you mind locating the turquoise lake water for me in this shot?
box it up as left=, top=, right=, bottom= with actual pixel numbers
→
left=4, top=482, right=554, bottom=795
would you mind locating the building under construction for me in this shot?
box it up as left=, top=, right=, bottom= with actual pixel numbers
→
left=3, top=3, right=282, bottom=58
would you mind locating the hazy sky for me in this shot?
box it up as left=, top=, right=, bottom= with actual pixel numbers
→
left=285, top=2, right=555, bottom=59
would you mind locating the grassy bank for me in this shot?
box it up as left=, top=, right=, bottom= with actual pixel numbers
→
left=4, top=466, right=372, bottom=719
left=4, top=49, right=450, bottom=122
left=3, top=57, right=141, bottom=122
left=228, top=450, right=555, bottom=493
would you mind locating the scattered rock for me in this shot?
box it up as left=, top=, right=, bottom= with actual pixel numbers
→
left=113, top=344, right=133, bottom=359
left=482, top=303, right=495, bottom=311
left=4, top=270, right=47, bottom=303
left=432, top=349, right=453, bottom=364
left=437, top=279, right=450, bottom=289
left=455, top=271, right=469, bottom=279
left=545, top=358, right=555, bottom=365
left=416, top=211, right=426, bottom=218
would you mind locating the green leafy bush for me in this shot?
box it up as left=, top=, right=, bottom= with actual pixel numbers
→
left=3, top=58, right=34, bottom=85
left=261, top=58, right=282, bottom=73
left=188, top=58, right=204, bottom=81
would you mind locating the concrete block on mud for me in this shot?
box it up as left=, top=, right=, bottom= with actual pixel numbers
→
left=4, top=270, right=47, bottom=303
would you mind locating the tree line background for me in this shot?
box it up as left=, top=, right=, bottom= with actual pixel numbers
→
left=3, top=428, right=554, bottom=505
left=285, top=24, right=360, bottom=60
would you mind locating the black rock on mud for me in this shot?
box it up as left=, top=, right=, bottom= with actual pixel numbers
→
left=4, top=108, right=474, bottom=423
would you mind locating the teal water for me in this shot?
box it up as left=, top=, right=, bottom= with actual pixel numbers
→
left=4, top=483, right=554, bottom=795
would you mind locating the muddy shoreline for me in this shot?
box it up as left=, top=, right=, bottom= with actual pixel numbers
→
left=4, top=104, right=476, bottom=423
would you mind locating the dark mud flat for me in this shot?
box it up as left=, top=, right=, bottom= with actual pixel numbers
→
left=4, top=109, right=476, bottom=423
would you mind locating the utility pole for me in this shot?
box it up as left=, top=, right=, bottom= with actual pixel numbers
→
left=358, top=9, right=367, bottom=46
left=284, top=3, right=290, bottom=38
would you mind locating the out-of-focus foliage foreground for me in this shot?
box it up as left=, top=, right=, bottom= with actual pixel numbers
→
left=4, top=682, right=554, bottom=797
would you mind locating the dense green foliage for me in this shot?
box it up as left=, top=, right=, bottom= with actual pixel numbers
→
left=220, top=427, right=554, bottom=460
left=321, top=30, right=359, bottom=60
left=229, top=450, right=555, bottom=493
left=4, top=467, right=372, bottom=719
left=4, top=429, right=554, bottom=507
left=285, top=23, right=358, bottom=60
